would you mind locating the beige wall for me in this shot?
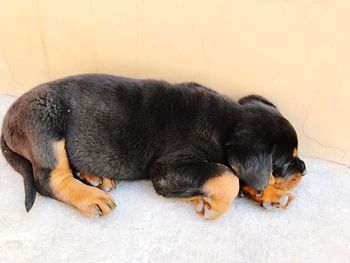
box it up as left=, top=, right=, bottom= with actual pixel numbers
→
left=0, top=0, right=349, bottom=165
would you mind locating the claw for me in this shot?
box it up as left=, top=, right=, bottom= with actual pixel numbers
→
left=279, top=195, right=289, bottom=207
left=102, top=186, right=111, bottom=192
left=90, top=180, right=101, bottom=187
left=204, top=205, right=211, bottom=219
left=263, top=201, right=274, bottom=209
left=196, top=199, right=204, bottom=212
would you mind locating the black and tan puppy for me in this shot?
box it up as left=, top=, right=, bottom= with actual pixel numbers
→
left=0, top=74, right=306, bottom=219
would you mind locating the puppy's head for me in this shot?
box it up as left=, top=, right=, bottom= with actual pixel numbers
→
left=226, top=95, right=306, bottom=192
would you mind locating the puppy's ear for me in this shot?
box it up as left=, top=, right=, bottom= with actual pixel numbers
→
left=230, top=96, right=277, bottom=191
left=238, top=95, right=277, bottom=109
left=227, top=141, right=273, bottom=192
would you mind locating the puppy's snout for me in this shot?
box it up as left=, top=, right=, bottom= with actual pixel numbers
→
left=297, top=158, right=306, bottom=176
left=302, top=168, right=307, bottom=176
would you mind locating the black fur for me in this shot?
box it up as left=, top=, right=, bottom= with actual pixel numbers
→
left=0, top=74, right=306, bottom=211
left=238, top=94, right=277, bottom=109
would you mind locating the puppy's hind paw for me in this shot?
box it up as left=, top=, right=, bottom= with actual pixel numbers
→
left=99, top=178, right=117, bottom=192
left=77, top=187, right=117, bottom=217
left=79, top=172, right=102, bottom=186
left=79, top=172, right=117, bottom=192
left=275, top=194, right=294, bottom=209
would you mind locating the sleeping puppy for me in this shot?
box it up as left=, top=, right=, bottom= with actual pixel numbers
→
left=0, top=74, right=306, bottom=219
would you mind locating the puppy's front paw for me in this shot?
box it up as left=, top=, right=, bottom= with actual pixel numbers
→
left=193, top=197, right=212, bottom=219
left=262, top=193, right=294, bottom=209
left=243, top=185, right=294, bottom=209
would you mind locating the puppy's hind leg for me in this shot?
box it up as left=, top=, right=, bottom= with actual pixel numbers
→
left=3, top=91, right=115, bottom=216
left=39, top=140, right=116, bottom=217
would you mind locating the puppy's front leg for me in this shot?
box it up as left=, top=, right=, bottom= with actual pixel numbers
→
left=150, top=161, right=239, bottom=220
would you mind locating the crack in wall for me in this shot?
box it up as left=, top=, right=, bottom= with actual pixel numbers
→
left=301, top=102, right=348, bottom=161
left=341, top=149, right=349, bottom=162
left=1, top=54, right=21, bottom=87
left=32, top=0, right=50, bottom=79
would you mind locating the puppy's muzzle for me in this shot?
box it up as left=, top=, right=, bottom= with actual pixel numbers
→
left=296, top=157, right=307, bottom=176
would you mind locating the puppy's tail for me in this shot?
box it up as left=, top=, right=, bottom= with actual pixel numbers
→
left=1, top=134, right=36, bottom=212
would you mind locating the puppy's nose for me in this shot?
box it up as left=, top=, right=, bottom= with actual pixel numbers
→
left=297, top=158, right=306, bottom=176
left=302, top=168, right=307, bottom=176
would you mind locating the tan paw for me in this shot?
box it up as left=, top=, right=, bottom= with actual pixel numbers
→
left=99, top=178, right=117, bottom=192
left=76, top=186, right=117, bottom=217
left=191, top=173, right=239, bottom=220
left=79, top=172, right=102, bottom=186
left=192, top=196, right=231, bottom=220
left=262, top=193, right=294, bottom=209
left=50, top=140, right=116, bottom=217
left=79, top=172, right=117, bottom=192
left=243, top=185, right=294, bottom=209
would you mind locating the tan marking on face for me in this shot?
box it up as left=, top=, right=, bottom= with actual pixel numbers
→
left=269, top=174, right=275, bottom=185
left=293, top=148, right=298, bottom=157
left=191, top=172, right=239, bottom=220
left=273, top=172, right=302, bottom=192
left=50, top=140, right=116, bottom=217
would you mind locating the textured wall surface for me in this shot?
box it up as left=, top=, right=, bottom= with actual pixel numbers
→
left=0, top=0, right=349, bottom=165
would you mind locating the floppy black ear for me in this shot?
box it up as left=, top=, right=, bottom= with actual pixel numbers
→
left=229, top=95, right=278, bottom=191
left=238, top=95, right=277, bottom=109
left=227, top=144, right=272, bottom=192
